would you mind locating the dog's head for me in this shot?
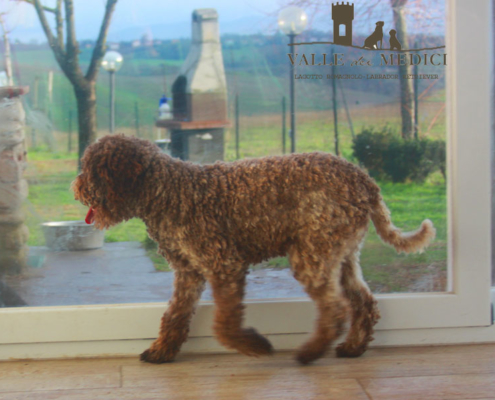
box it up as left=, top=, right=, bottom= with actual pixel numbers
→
left=389, top=29, right=397, bottom=36
left=376, top=21, right=385, bottom=27
left=72, top=134, right=160, bottom=229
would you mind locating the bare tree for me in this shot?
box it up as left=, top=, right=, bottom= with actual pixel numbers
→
left=280, top=0, right=443, bottom=32
left=367, top=0, right=443, bottom=139
left=391, top=0, right=414, bottom=139
left=0, top=13, right=14, bottom=86
left=21, top=0, right=118, bottom=164
left=280, top=0, right=444, bottom=140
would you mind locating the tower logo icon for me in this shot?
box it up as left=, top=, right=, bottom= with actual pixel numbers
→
left=332, top=2, right=354, bottom=46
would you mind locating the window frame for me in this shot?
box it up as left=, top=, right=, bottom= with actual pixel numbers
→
left=0, top=0, right=493, bottom=360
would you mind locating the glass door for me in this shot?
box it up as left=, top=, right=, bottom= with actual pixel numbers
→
left=0, top=0, right=491, bottom=358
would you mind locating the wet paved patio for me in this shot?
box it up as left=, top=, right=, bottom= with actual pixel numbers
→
left=3, top=242, right=306, bottom=307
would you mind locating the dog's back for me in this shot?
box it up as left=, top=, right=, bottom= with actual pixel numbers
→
left=146, top=149, right=432, bottom=268
left=201, top=153, right=379, bottom=263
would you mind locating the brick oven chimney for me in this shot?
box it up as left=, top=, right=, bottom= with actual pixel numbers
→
left=172, top=8, right=227, bottom=122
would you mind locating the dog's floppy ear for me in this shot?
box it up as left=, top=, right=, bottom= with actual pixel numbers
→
left=97, top=149, right=144, bottom=191
left=80, top=134, right=160, bottom=206
left=101, top=154, right=144, bottom=179
left=92, top=135, right=151, bottom=202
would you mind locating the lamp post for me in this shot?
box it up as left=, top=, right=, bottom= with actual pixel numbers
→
left=278, top=6, right=307, bottom=153
left=101, top=51, right=123, bottom=134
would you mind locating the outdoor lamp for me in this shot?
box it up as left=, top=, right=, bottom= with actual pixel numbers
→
left=101, top=51, right=123, bottom=73
left=278, top=6, right=307, bottom=153
left=102, top=51, right=124, bottom=133
left=278, top=6, right=307, bottom=36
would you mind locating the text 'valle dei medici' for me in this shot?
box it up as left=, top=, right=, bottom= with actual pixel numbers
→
left=288, top=53, right=448, bottom=67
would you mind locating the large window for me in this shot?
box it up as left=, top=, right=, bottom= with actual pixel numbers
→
left=0, top=0, right=492, bottom=358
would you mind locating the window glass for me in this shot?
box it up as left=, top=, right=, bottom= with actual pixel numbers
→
left=0, top=0, right=446, bottom=308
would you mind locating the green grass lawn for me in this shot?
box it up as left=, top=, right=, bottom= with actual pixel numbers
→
left=257, top=177, right=447, bottom=292
left=15, top=43, right=447, bottom=292
left=24, top=115, right=447, bottom=293
left=25, top=150, right=149, bottom=247
left=15, top=44, right=446, bottom=143
left=25, top=164, right=446, bottom=291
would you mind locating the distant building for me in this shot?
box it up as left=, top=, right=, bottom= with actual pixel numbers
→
left=80, top=40, right=94, bottom=49
left=141, top=31, right=153, bottom=47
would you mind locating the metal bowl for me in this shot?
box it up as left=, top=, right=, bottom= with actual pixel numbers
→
left=42, top=221, right=105, bottom=251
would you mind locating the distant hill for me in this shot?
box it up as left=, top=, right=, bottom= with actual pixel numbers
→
left=107, top=15, right=279, bottom=42
left=9, top=15, right=281, bottom=43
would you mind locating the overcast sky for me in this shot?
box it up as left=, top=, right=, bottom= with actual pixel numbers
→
left=1, top=0, right=445, bottom=42
left=2, top=0, right=280, bottom=40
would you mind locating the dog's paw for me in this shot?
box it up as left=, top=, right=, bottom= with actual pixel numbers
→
left=296, top=344, right=326, bottom=366
left=140, top=347, right=175, bottom=364
left=335, top=342, right=367, bottom=358
left=236, top=328, right=274, bottom=357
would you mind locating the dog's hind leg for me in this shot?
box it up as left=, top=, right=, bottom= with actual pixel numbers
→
left=140, top=269, right=205, bottom=364
left=210, top=271, right=274, bottom=357
left=289, top=247, right=350, bottom=365
left=336, top=246, right=380, bottom=358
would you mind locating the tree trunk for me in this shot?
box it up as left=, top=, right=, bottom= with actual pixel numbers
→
left=0, top=16, right=14, bottom=86
left=74, top=81, right=97, bottom=167
left=392, top=0, right=415, bottom=139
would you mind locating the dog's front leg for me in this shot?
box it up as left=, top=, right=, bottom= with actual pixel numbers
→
left=210, top=272, right=274, bottom=357
left=140, top=269, right=205, bottom=364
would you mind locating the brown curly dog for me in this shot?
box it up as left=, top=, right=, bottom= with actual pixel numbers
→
left=72, top=135, right=435, bottom=365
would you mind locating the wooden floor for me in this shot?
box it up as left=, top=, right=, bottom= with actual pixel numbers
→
left=0, top=344, right=494, bottom=399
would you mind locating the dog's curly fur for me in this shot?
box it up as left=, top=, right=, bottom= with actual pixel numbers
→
left=72, top=135, right=436, bottom=365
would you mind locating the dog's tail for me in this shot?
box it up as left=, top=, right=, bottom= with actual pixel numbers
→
left=370, top=198, right=436, bottom=254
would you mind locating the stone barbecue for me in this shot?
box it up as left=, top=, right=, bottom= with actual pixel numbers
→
left=156, top=8, right=228, bottom=163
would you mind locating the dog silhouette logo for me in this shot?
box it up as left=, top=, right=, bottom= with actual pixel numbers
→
left=389, top=29, right=402, bottom=50
left=363, top=21, right=385, bottom=49
left=332, top=3, right=402, bottom=50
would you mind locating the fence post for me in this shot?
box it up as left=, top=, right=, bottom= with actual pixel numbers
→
left=135, top=101, right=140, bottom=137
left=31, top=76, right=39, bottom=147
left=282, top=96, right=286, bottom=154
left=332, top=51, right=339, bottom=156
left=68, top=109, right=72, bottom=153
left=235, top=94, right=240, bottom=160
left=337, top=79, right=355, bottom=140
left=413, top=47, right=419, bottom=140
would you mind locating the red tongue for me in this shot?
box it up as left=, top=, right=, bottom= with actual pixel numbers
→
left=85, top=207, right=96, bottom=224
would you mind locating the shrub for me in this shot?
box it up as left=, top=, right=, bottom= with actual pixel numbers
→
left=423, top=139, right=446, bottom=180
left=352, top=127, right=446, bottom=183
left=351, top=127, right=392, bottom=180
